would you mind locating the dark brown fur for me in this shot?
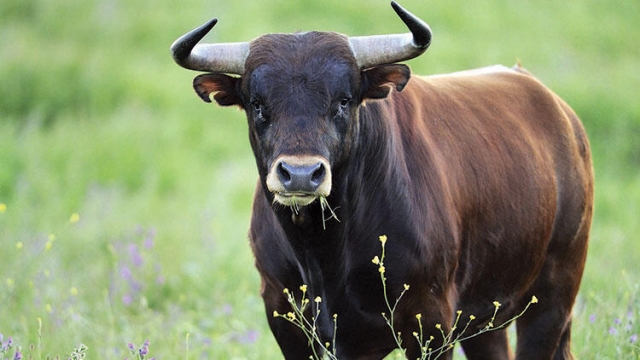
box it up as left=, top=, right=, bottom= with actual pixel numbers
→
left=194, top=32, right=593, bottom=359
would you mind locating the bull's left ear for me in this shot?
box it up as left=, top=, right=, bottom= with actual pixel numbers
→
left=193, top=73, right=243, bottom=107
left=360, top=64, right=411, bottom=100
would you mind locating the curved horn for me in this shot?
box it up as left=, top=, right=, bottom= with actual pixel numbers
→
left=170, top=18, right=250, bottom=74
left=349, top=1, right=432, bottom=69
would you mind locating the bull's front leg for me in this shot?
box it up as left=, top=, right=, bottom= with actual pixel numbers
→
left=261, top=278, right=321, bottom=359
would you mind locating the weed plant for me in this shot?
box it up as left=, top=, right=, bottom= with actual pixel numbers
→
left=274, top=235, right=539, bottom=359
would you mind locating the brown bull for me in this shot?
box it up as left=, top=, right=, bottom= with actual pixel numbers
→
left=171, top=2, right=593, bottom=359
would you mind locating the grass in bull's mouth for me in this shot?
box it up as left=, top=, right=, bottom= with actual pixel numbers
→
left=319, top=196, right=340, bottom=229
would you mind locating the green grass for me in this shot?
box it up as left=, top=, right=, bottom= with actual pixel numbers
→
left=1, top=0, right=639, bottom=358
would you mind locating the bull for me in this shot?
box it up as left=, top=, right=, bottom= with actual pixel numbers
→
left=171, top=2, right=593, bottom=359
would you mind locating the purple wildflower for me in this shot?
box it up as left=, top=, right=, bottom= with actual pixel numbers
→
left=144, top=228, right=156, bottom=249
left=127, top=342, right=136, bottom=352
left=588, top=314, right=596, bottom=323
left=631, top=334, right=638, bottom=344
left=614, top=317, right=621, bottom=325
left=120, top=266, right=132, bottom=281
left=13, top=350, right=22, bottom=360
left=140, top=340, right=150, bottom=356
left=239, top=330, right=259, bottom=345
left=609, top=326, right=618, bottom=335
left=129, top=243, right=143, bottom=267
left=122, top=293, right=133, bottom=306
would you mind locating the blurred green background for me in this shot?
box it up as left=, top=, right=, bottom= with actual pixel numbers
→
left=1, top=0, right=638, bottom=358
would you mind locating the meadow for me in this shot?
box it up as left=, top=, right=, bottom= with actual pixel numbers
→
left=1, top=0, right=638, bottom=358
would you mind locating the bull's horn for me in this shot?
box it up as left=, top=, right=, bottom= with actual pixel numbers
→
left=349, top=1, right=432, bottom=69
left=170, top=18, right=249, bottom=74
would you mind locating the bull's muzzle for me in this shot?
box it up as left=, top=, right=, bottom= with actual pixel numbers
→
left=266, top=156, right=332, bottom=207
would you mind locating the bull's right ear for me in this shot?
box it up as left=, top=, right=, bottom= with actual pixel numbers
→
left=193, top=73, right=243, bottom=107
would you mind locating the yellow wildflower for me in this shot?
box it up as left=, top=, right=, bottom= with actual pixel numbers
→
left=300, top=284, right=307, bottom=293
left=435, top=323, right=441, bottom=330
left=379, top=235, right=387, bottom=245
left=378, top=265, right=385, bottom=274
left=69, top=213, right=80, bottom=224
left=493, top=301, right=501, bottom=308
left=469, top=315, right=476, bottom=320
left=286, top=312, right=295, bottom=320
left=531, top=295, right=538, bottom=304
left=16, top=242, right=23, bottom=250
left=372, top=256, right=380, bottom=265
left=273, top=310, right=279, bottom=317
left=314, top=296, right=322, bottom=303
left=0, top=203, right=6, bottom=213
left=70, top=287, right=78, bottom=296
left=403, top=284, right=410, bottom=291
left=415, top=313, right=422, bottom=320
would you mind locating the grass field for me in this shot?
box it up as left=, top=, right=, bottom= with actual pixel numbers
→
left=1, top=0, right=639, bottom=358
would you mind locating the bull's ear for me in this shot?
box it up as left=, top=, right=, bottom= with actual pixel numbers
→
left=360, top=64, right=411, bottom=100
left=193, top=73, right=243, bottom=107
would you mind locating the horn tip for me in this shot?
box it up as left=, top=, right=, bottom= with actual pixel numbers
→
left=170, top=17, right=220, bottom=67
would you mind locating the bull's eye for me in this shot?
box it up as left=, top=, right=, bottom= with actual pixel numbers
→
left=334, top=97, right=352, bottom=119
left=251, top=101, right=267, bottom=123
left=340, top=97, right=351, bottom=108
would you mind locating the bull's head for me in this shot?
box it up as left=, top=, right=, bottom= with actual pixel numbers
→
left=171, top=1, right=431, bottom=210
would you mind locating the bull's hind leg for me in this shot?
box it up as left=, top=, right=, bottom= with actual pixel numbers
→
left=512, top=241, right=584, bottom=360
left=514, top=301, right=574, bottom=359
left=514, top=248, right=585, bottom=359
left=460, top=328, right=512, bottom=360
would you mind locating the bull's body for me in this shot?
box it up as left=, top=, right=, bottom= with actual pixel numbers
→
left=172, top=3, right=593, bottom=359
left=250, top=65, right=592, bottom=359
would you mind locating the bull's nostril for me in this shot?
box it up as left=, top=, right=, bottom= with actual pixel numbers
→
left=311, top=164, right=325, bottom=184
left=278, top=162, right=292, bottom=183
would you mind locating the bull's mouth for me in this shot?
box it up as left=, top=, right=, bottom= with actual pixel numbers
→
left=273, top=192, right=319, bottom=208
